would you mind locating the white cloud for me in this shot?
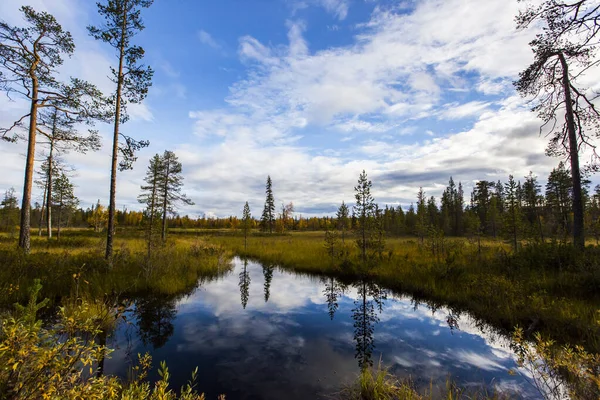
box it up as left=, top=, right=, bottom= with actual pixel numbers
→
left=438, top=101, right=492, bottom=120
left=198, top=29, right=221, bottom=49
left=317, top=0, right=349, bottom=20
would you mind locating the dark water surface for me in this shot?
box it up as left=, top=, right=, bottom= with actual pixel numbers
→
left=104, top=257, right=539, bottom=399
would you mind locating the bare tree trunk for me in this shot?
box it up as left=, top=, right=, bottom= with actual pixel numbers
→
left=161, top=160, right=170, bottom=242
left=105, top=8, right=128, bottom=262
left=46, top=138, right=54, bottom=239
left=147, top=178, right=157, bottom=260
left=19, top=79, right=39, bottom=254
left=57, top=201, right=62, bottom=241
left=38, top=176, right=47, bottom=237
left=559, top=52, right=585, bottom=249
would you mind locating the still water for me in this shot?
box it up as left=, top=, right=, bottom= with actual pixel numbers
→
left=104, top=257, right=539, bottom=399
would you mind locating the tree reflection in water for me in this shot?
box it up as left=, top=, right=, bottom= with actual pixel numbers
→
left=262, top=263, right=274, bottom=303
left=352, top=279, right=387, bottom=369
left=135, top=295, right=177, bottom=349
left=322, top=276, right=346, bottom=320
left=239, top=258, right=251, bottom=309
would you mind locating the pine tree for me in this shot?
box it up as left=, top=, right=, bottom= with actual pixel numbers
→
left=51, top=173, right=79, bottom=241
left=353, top=170, right=376, bottom=263
left=158, top=151, right=193, bottom=241
left=1, top=6, right=104, bottom=253
left=336, top=201, right=350, bottom=244
left=37, top=108, right=101, bottom=239
left=515, top=0, right=600, bottom=249
left=34, top=157, right=64, bottom=237
left=138, top=154, right=164, bottom=258
left=260, top=176, right=275, bottom=233
left=242, top=202, right=252, bottom=250
left=88, top=0, right=154, bottom=261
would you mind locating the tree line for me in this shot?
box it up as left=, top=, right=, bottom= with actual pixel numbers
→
left=3, top=158, right=598, bottom=250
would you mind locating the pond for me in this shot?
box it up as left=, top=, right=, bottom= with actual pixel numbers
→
left=103, top=257, right=540, bottom=399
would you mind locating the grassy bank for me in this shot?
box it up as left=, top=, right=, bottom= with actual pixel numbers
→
left=0, top=230, right=232, bottom=309
left=207, top=231, right=600, bottom=353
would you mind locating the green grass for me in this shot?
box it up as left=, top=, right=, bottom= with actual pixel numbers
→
left=207, top=231, right=600, bottom=353
left=338, top=362, right=509, bottom=400
left=0, top=229, right=233, bottom=309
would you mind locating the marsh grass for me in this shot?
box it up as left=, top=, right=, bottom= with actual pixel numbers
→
left=0, top=230, right=232, bottom=309
left=338, top=362, right=509, bottom=400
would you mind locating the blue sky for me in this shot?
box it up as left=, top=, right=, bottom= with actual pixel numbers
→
left=1, top=0, right=599, bottom=217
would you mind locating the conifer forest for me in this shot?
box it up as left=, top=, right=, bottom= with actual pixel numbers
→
left=1, top=1, right=600, bottom=399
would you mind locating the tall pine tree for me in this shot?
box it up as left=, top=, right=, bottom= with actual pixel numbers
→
left=88, top=0, right=154, bottom=261
left=159, top=151, right=193, bottom=241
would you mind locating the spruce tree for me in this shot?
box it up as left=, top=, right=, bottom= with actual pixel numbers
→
left=523, top=172, right=545, bottom=241
left=415, top=187, right=427, bottom=244
left=242, top=201, right=252, bottom=250
left=51, top=173, right=79, bottom=241
left=88, top=0, right=154, bottom=261
left=336, top=201, right=349, bottom=244
left=260, top=176, right=275, bottom=233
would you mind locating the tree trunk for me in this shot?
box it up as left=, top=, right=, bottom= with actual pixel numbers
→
left=147, top=173, right=157, bottom=260
left=18, top=79, right=39, bottom=254
left=57, top=202, right=62, bottom=241
left=106, top=7, right=128, bottom=262
left=559, top=52, right=585, bottom=249
left=38, top=176, right=47, bottom=237
left=161, top=160, right=170, bottom=241
left=46, top=139, right=54, bottom=239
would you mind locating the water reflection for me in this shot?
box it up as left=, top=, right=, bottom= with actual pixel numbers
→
left=102, top=257, right=539, bottom=400
left=238, top=258, right=251, bottom=309
left=135, top=294, right=177, bottom=349
left=352, top=280, right=387, bottom=369
left=262, top=263, right=274, bottom=302
left=321, top=276, right=345, bottom=320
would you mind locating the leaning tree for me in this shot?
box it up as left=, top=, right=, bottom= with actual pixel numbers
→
left=515, top=0, right=600, bottom=249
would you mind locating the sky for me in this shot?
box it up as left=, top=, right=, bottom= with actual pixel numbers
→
left=1, top=0, right=599, bottom=218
